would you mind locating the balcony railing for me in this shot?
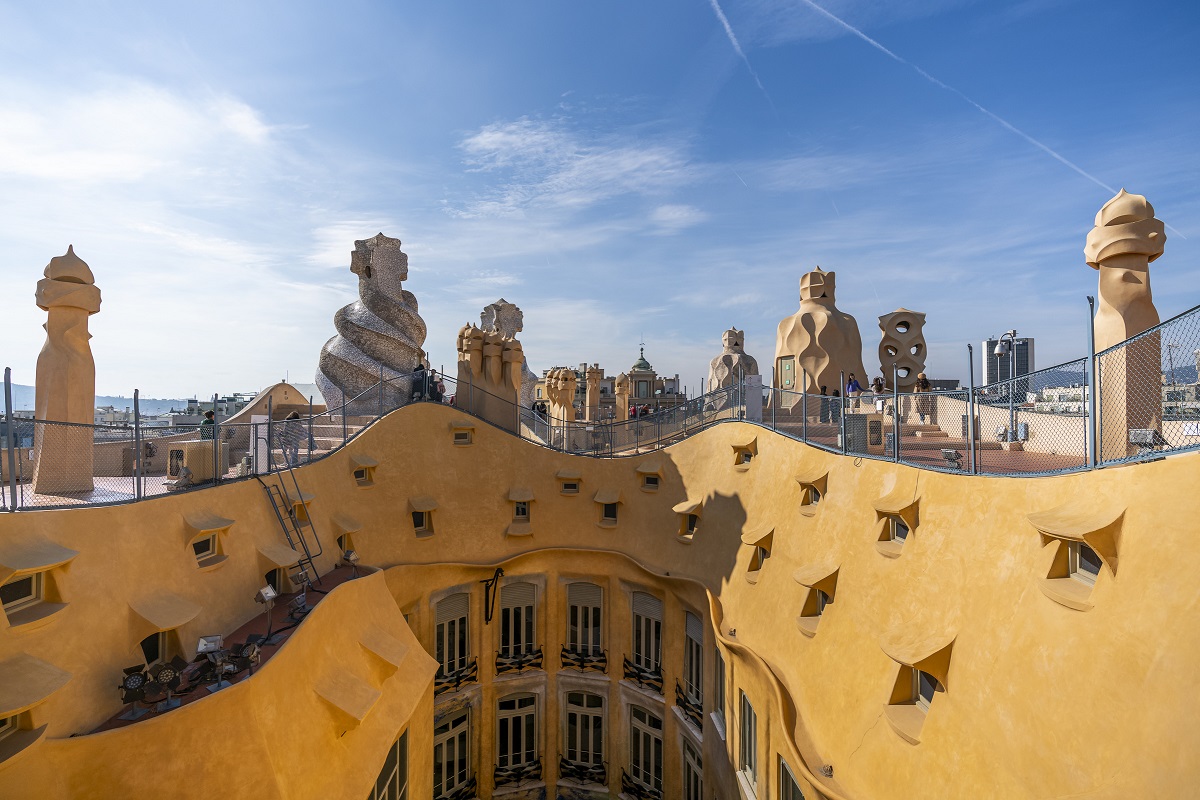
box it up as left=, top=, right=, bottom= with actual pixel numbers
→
left=494, top=758, right=541, bottom=787
left=622, top=657, right=663, bottom=694
left=495, top=645, right=544, bottom=675
left=675, top=681, right=703, bottom=730
left=434, top=657, right=478, bottom=696
left=621, top=769, right=664, bottom=800
left=559, top=756, right=607, bottom=786
left=440, top=774, right=477, bottom=800
left=560, top=645, right=608, bottom=673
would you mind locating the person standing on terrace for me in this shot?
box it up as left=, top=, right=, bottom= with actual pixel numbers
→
left=199, top=410, right=215, bottom=440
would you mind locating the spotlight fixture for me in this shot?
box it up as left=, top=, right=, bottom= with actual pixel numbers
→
left=197, top=635, right=224, bottom=655
left=118, top=666, right=151, bottom=721
left=150, top=656, right=188, bottom=712
left=255, top=584, right=282, bottom=645
left=342, top=549, right=360, bottom=579
left=197, top=635, right=234, bottom=693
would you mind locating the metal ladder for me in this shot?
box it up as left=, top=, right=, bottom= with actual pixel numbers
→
left=255, top=426, right=323, bottom=587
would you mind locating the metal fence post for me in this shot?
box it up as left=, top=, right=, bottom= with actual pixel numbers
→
left=342, top=395, right=347, bottom=446
left=378, top=363, right=384, bottom=420
left=266, top=396, right=274, bottom=474
left=771, top=386, right=776, bottom=431
left=133, top=389, right=143, bottom=500
left=307, top=395, right=313, bottom=463
left=1086, top=296, right=1099, bottom=468
left=4, top=368, right=18, bottom=511
left=802, top=370, right=808, bottom=444
left=211, top=393, right=220, bottom=483
left=966, top=345, right=977, bottom=474
left=839, top=370, right=847, bottom=454
left=892, top=363, right=900, bottom=463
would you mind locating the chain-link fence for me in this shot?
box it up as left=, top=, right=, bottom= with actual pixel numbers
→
left=6, top=302, right=1200, bottom=511
left=1097, top=302, right=1200, bottom=466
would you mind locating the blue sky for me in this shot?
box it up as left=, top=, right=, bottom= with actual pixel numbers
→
left=1, top=0, right=1197, bottom=398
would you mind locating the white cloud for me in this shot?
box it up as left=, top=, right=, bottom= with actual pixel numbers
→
left=650, top=204, right=709, bottom=233
left=453, top=117, right=698, bottom=217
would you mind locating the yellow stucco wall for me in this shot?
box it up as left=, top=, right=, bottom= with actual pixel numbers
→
left=0, top=401, right=1196, bottom=799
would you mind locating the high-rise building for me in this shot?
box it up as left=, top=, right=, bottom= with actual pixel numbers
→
left=982, top=336, right=1035, bottom=384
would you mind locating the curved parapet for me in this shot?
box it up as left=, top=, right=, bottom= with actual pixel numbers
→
left=316, top=234, right=427, bottom=413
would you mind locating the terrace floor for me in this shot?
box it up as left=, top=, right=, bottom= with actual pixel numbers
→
left=92, top=565, right=358, bottom=734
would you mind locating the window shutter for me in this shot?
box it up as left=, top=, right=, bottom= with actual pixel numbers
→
left=632, top=592, right=662, bottom=621
left=501, top=581, right=536, bottom=609
left=437, top=592, right=469, bottom=623
left=685, top=611, right=703, bottom=643
left=568, top=582, right=602, bottom=607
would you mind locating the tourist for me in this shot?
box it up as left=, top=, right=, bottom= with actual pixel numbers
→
left=281, top=411, right=304, bottom=466
left=871, top=376, right=885, bottom=395
left=411, top=362, right=427, bottom=401
left=831, top=389, right=842, bottom=425
left=427, top=371, right=443, bottom=403
left=915, top=373, right=933, bottom=424
left=819, top=386, right=829, bottom=423
left=846, top=373, right=862, bottom=409
left=199, top=410, right=216, bottom=440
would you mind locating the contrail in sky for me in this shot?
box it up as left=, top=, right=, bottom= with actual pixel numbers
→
left=707, top=0, right=774, bottom=106
left=797, top=0, right=1118, bottom=195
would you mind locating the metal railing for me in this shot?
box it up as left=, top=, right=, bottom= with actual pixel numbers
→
left=621, top=768, right=664, bottom=800
left=433, top=658, right=478, bottom=696
left=493, top=758, right=541, bottom=787
left=559, top=756, right=606, bottom=786
left=6, top=299, right=1200, bottom=511
left=560, top=645, right=607, bottom=673
left=675, top=680, right=703, bottom=730
left=495, top=646, right=543, bottom=675
left=622, top=657, right=663, bottom=694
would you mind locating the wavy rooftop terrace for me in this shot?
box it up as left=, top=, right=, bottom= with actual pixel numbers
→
left=0, top=396, right=1196, bottom=799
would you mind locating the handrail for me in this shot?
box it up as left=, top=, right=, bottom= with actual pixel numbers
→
left=8, top=297, right=1200, bottom=510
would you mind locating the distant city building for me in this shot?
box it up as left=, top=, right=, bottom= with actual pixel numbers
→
left=982, top=336, right=1035, bottom=383
left=1032, top=384, right=1089, bottom=415
left=533, top=350, right=686, bottom=417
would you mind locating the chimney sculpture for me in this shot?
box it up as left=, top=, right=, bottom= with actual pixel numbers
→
left=32, top=246, right=101, bottom=494
left=480, top=298, right=538, bottom=408
left=708, top=328, right=759, bottom=410
left=585, top=365, right=603, bottom=422
left=1085, top=189, right=1166, bottom=460
left=773, top=268, right=867, bottom=412
left=316, top=234, right=427, bottom=414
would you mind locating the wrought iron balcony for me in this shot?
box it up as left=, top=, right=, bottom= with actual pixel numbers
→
left=622, top=656, right=663, bottom=694
left=494, top=758, right=541, bottom=787
left=495, top=645, right=544, bottom=675
left=560, top=645, right=608, bottom=673
left=675, top=680, right=703, bottom=730
left=621, top=769, right=664, bottom=800
left=558, top=756, right=607, bottom=786
left=434, top=657, right=478, bottom=696
left=440, top=774, right=477, bottom=800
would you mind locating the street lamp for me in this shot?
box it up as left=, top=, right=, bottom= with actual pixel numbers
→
left=994, top=330, right=1018, bottom=442
left=1166, top=342, right=1179, bottom=388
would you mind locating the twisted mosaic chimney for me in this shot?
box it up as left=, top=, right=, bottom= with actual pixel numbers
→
left=316, top=233, right=427, bottom=413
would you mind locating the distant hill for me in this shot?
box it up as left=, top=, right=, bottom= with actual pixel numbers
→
left=4, top=383, right=193, bottom=415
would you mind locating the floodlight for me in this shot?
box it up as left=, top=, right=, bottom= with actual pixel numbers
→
left=118, top=665, right=151, bottom=721
left=254, top=585, right=278, bottom=604
left=342, top=549, right=359, bottom=564
left=197, top=635, right=223, bottom=655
